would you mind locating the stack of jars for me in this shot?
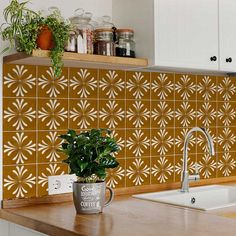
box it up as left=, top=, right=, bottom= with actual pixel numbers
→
left=65, top=10, right=136, bottom=58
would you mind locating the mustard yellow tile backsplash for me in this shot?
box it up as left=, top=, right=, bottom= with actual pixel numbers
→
left=2, top=64, right=236, bottom=200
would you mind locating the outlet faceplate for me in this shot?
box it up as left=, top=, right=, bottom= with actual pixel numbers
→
left=48, top=174, right=77, bottom=195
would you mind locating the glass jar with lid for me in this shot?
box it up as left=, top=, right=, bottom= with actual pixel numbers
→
left=116, top=29, right=136, bottom=58
left=94, top=28, right=115, bottom=56
left=69, top=8, right=93, bottom=54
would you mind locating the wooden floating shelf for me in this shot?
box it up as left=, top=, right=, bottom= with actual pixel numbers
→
left=3, top=49, right=148, bottom=70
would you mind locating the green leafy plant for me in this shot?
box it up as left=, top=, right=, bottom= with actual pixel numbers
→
left=0, top=0, right=39, bottom=53
left=1, top=0, right=70, bottom=77
left=59, top=129, right=120, bottom=183
left=43, top=13, right=70, bottom=78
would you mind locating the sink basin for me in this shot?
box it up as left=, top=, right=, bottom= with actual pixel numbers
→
left=133, top=185, right=236, bottom=210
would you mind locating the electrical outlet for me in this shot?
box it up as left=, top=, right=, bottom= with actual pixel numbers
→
left=48, top=174, right=77, bottom=195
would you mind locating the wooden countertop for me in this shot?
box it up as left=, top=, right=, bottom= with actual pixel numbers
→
left=1, top=193, right=236, bottom=236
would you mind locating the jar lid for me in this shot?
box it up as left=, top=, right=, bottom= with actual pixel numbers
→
left=95, top=28, right=114, bottom=33
left=116, top=28, right=134, bottom=33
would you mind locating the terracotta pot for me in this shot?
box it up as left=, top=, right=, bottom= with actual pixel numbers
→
left=73, top=181, right=114, bottom=214
left=37, top=25, right=54, bottom=50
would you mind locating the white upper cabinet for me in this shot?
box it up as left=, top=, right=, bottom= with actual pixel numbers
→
left=113, top=0, right=236, bottom=73
left=219, top=0, right=236, bottom=72
left=154, top=0, right=218, bottom=70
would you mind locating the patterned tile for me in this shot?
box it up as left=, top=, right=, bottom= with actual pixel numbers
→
left=99, top=99, right=125, bottom=129
left=69, top=99, right=98, bottom=130
left=38, top=66, right=68, bottom=98
left=196, top=75, right=217, bottom=101
left=217, top=127, right=236, bottom=153
left=126, top=100, right=150, bottom=129
left=175, top=74, right=196, bottom=101
left=196, top=102, right=217, bottom=128
left=217, top=152, right=236, bottom=178
left=126, top=129, right=151, bottom=158
left=110, top=129, right=126, bottom=159
left=126, top=71, right=150, bottom=100
left=217, top=76, right=236, bottom=101
left=69, top=68, right=98, bottom=99
left=151, top=72, right=174, bottom=100
left=217, top=102, right=236, bottom=127
left=151, top=100, right=174, bottom=128
left=126, top=157, right=150, bottom=187
left=38, top=163, right=68, bottom=197
left=197, top=153, right=217, bottom=179
left=3, top=164, right=36, bottom=199
left=38, top=99, right=68, bottom=131
left=99, top=70, right=125, bottom=99
left=151, top=156, right=174, bottom=184
left=2, top=63, right=236, bottom=200
left=175, top=101, right=196, bottom=128
left=106, top=159, right=126, bottom=188
left=3, top=98, right=36, bottom=131
left=151, top=128, right=174, bottom=156
left=3, top=132, right=36, bottom=165
left=38, top=131, right=66, bottom=163
left=3, top=64, right=36, bottom=98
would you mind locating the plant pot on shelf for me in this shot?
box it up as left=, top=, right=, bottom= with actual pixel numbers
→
left=73, top=181, right=114, bottom=214
left=36, top=25, right=54, bottom=50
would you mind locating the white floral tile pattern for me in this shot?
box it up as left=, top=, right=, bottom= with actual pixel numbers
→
left=126, top=158, right=150, bottom=186
left=151, top=156, right=174, bottom=184
left=3, top=98, right=36, bottom=131
left=3, top=64, right=36, bottom=97
left=3, top=165, right=36, bottom=199
left=38, top=99, right=68, bottom=130
left=70, top=99, right=98, bottom=129
left=70, top=68, right=97, bottom=98
left=3, top=132, right=36, bottom=165
left=2, top=65, right=236, bottom=199
left=38, top=66, right=68, bottom=98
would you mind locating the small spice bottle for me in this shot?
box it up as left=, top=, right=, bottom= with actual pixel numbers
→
left=116, top=29, right=136, bottom=58
left=94, top=29, right=115, bottom=56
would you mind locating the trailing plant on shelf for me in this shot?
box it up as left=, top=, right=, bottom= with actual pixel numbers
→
left=0, top=0, right=39, bottom=53
left=59, top=129, right=120, bottom=183
left=0, top=0, right=70, bottom=77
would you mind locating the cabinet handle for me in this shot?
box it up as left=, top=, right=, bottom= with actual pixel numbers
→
left=210, top=56, right=217, bottom=62
left=226, top=57, right=232, bottom=63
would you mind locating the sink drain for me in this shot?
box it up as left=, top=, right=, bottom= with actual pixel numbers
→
left=191, top=197, right=196, bottom=204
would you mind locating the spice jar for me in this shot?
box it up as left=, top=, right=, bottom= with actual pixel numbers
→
left=116, top=29, right=136, bottom=58
left=69, top=9, right=93, bottom=54
left=65, top=30, right=77, bottom=52
left=94, top=29, right=115, bottom=56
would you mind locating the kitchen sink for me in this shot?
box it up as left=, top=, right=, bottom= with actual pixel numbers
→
left=133, top=185, right=236, bottom=210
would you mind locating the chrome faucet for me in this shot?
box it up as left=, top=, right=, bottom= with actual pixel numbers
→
left=181, top=127, right=215, bottom=193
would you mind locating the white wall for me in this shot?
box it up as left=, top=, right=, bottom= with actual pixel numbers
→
left=0, top=0, right=112, bottom=202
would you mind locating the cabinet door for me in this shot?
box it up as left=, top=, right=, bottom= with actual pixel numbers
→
left=0, top=219, right=10, bottom=236
left=9, top=223, right=47, bottom=236
left=219, top=0, right=236, bottom=72
left=155, top=0, right=219, bottom=70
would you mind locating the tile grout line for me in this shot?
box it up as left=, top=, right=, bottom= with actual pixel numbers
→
left=36, top=65, right=39, bottom=197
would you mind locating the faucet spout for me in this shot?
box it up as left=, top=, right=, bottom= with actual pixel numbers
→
left=181, top=127, right=215, bottom=193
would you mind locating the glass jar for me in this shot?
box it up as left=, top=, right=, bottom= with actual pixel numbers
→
left=65, top=30, right=77, bottom=52
left=94, top=29, right=115, bottom=56
left=116, top=29, right=136, bottom=58
left=69, top=9, right=93, bottom=54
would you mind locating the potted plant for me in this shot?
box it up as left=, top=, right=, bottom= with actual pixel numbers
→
left=0, top=0, right=70, bottom=77
left=59, top=129, right=120, bottom=214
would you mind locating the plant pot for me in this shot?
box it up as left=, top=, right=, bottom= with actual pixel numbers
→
left=37, top=25, right=54, bottom=50
left=73, top=181, right=114, bottom=214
